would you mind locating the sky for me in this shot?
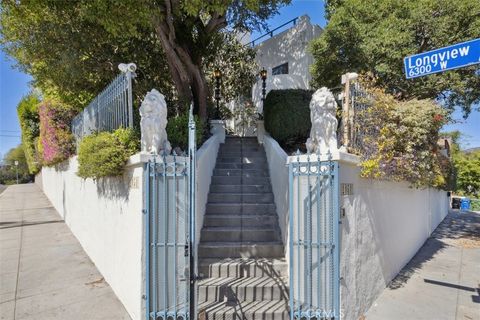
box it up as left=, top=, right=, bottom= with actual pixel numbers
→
left=0, top=0, right=478, bottom=158
left=0, top=54, right=32, bottom=160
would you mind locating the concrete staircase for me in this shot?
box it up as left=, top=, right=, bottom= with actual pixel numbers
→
left=197, top=136, right=289, bottom=320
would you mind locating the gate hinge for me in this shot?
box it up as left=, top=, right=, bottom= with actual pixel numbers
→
left=142, top=209, right=147, bottom=214
left=184, top=243, right=189, bottom=257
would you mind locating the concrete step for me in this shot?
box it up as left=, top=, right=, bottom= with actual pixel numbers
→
left=218, top=151, right=266, bottom=158
left=197, top=276, right=289, bottom=303
left=198, top=258, right=288, bottom=279
left=219, top=146, right=263, bottom=152
left=201, top=227, right=279, bottom=242
left=214, top=162, right=268, bottom=170
left=216, top=156, right=267, bottom=164
left=198, top=300, right=290, bottom=320
left=208, top=193, right=274, bottom=203
left=206, top=203, right=276, bottom=215
left=203, top=214, right=278, bottom=228
left=199, top=242, right=284, bottom=258
left=209, top=184, right=272, bottom=193
left=213, top=169, right=269, bottom=177
left=211, top=176, right=270, bottom=185
left=224, top=137, right=259, bottom=143
left=198, top=299, right=289, bottom=320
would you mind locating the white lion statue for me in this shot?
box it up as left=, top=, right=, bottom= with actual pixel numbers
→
left=306, top=87, right=339, bottom=154
left=140, top=89, right=171, bottom=155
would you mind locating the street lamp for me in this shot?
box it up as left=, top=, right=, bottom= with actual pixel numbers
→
left=260, top=68, right=267, bottom=101
left=14, top=160, right=18, bottom=184
left=214, top=69, right=222, bottom=119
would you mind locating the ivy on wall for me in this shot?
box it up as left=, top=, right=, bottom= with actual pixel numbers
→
left=38, top=100, right=76, bottom=166
left=17, top=93, right=41, bottom=174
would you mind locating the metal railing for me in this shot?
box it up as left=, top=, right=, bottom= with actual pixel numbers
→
left=288, top=153, right=340, bottom=319
left=340, top=73, right=373, bottom=153
left=144, top=106, right=197, bottom=320
left=249, top=17, right=298, bottom=46
left=71, top=63, right=136, bottom=141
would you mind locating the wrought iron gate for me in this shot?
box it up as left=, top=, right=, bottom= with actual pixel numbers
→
left=288, top=153, right=340, bottom=319
left=144, top=108, right=196, bottom=320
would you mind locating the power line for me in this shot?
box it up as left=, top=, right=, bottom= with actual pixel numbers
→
left=0, top=130, right=21, bottom=133
left=0, top=135, right=21, bottom=137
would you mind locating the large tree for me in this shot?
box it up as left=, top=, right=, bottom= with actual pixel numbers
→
left=311, top=0, right=480, bottom=116
left=0, top=145, right=31, bottom=184
left=1, top=0, right=290, bottom=120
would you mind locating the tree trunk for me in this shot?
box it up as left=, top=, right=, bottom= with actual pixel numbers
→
left=190, top=66, right=209, bottom=120
left=153, top=22, right=209, bottom=121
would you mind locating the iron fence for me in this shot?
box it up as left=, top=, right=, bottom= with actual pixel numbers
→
left=144, top=107, right=197, bottom=320
left=340, top=73, right=374, bottom=154
left=71, top=63, right=136, bottom=141
left=349, top=81, right=373, bottom=153
left=288, top=152, right=340, bottom=319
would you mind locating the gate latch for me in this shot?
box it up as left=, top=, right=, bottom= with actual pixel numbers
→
left=184, top=243, right=189, bottom=257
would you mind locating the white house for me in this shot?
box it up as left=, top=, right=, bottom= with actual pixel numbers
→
left=252, top=15, right=323, bottom=112
left=228, top=15, right=323, bottom=135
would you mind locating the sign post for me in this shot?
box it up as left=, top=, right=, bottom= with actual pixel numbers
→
left=404, top=38, right=480, bottom=79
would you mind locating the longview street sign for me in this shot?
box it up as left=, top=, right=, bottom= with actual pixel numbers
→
left=404, top=38, right=480, bottom=79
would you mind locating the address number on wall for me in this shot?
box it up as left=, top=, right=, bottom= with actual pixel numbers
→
left=341, top=183, right=354, bottom=196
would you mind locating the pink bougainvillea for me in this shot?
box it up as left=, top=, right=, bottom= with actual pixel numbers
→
left=38, top=100, right=76, bottom=166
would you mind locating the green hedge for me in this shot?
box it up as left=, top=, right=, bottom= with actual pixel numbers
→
left=167, top=113, right=204, bottom=151
left=17, top=93, right=41, bottom=174
left=263, top=89, right=312, bottom=146
left=77, top=128, right=139, bottom=179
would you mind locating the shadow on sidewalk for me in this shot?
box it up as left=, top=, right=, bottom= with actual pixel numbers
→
left=0, top=219, right=63, bottom=229
left=388, top=210, right=480, bottom=290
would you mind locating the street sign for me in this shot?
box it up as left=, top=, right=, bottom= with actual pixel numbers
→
left=404, top=38, right=480, bottom=79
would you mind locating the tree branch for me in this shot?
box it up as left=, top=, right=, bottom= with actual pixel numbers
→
left=164, top=0, right=176, bottom=43
left=205, top=12, right=227, bottom=34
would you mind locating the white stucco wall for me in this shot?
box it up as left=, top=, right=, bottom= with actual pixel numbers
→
left=195, top=122, right=224, bottom=266
left=38, top=125, right=224, bottom=320
left=262, top=134, right=289, bottom=254
left=39, top=155, right=145, bottom=320
left=276, top=151, right=449, bottom=320
left=337, top=156, right=449, bottom=319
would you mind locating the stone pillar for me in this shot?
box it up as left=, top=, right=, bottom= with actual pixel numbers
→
left=256, top=120, right=265, bottom=144
left=209, top=120, right=226, bottom=143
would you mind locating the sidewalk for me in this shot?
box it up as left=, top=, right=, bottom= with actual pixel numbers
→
left=0, top=184, right=131, bottom=320
left=366, top=210, right=480, bottom=320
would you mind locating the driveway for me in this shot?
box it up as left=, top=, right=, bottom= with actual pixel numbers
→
left=0, top=184, right=131, bottom=320
left=366, top=210, right=480, bottom=320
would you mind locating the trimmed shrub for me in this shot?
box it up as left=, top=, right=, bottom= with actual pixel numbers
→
left=167, top=113, right=204, bottom=151
left=38, top=100, right=76, bottom=166
left=263, top=89, right=313, bottom=147
left=17, top=93, right=41, bottom=174
left=77, top=128, right=139, bottom=179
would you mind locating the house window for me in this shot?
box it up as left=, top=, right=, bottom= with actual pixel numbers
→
left=272, top=62, right=288, bottom=75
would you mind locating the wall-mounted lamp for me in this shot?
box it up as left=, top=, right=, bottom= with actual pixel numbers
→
left=214, top=68, right=222, bottom=118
